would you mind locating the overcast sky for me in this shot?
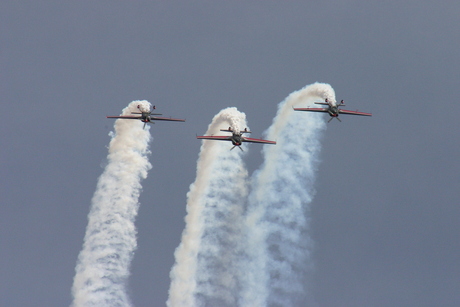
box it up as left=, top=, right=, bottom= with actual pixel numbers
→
left=2, top=1, right=460, bottom=306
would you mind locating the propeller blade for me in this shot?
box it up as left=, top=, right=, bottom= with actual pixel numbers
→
left=230, top=145, right=244, bottom=151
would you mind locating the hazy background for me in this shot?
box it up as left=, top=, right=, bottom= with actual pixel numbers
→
left=2, top=1, right=459, bottom=306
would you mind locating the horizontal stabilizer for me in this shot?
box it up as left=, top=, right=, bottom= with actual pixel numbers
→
left=220, top=128, right=251, bottom=134
left=131, top=112, right=163, bottom=115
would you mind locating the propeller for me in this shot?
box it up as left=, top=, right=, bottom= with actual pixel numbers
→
left=230, top=145, right=244, bottom=151
left=328, top=116, right=341, bottom=123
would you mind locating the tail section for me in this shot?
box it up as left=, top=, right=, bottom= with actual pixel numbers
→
left=315, top=98, right=345, bottom=106
left=220, top=127, right=251, bottom=134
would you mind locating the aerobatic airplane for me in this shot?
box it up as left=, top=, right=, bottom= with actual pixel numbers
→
left=107, top=105, right=185, bottom=128
left=294, top=99, right=372, bottom=122
left=196, top=127, right=276, bottom=151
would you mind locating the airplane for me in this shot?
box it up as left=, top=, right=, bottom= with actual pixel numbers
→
left=293, top=99, right=372, bottom=122
left=196, top=127, right=276, bottom=151
left=107, top=105, right=185, bottom=128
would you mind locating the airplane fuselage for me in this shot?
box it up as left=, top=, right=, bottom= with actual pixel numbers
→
left=231, top=134, right=243, bottom=146
left=328, top=105, right=339, bottom=117
left=140, top=113, right=150, bottom=122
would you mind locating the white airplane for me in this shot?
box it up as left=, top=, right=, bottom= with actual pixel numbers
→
left=196, top=127, right=276, bottom=151
left=107, top=105, right=185, bottom=128
left=294, top=99, right=372, bottom=122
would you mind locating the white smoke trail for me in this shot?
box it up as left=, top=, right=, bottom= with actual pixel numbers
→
left=168, top=107, right=248, bottom=307
left=241, top=83, right=334, bottom=306
left=71, top=101, right=152, bottom=307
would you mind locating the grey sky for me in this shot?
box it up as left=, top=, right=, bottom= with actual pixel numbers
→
left=2, top=1, right=459, bottom=306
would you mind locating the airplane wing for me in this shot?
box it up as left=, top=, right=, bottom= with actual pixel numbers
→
left=149, top=116, right=185, bottom=122
left=338, top=109, right=372, bottom=116
left=106, top=115, right=142, bottom=119
left=293, top=107, right=329, bottom=113
left=196, top=135, right=232, bottom=141
left=242, top=137, right=276, bottom=145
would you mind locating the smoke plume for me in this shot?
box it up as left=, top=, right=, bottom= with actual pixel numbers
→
left=168, top=107, right=248, bottom=307
left=71, top=101, right=152, bottom=307
left=241, top=83, right=334, bottom=306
